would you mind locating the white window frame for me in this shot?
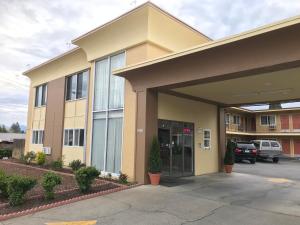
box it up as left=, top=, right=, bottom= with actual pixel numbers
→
left=32, top=130, right=44, bottom=144
left=63, top=129, right=85, bottom=147
left=260, top=115, right=276, bottom=126
left=203, top=129, right=211, bottom=149
left=233, top=115, right=241, bottom=125
left=225, top=114, right=230, bottom=125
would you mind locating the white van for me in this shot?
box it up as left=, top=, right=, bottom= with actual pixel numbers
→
left=251, top=140, right=282, bottom=163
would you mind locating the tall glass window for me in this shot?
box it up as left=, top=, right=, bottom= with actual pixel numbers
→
left=91, top=52, right=125, bottom=174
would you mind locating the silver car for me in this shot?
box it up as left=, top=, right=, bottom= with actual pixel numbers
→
left=251, top=140, right=282, bottom=163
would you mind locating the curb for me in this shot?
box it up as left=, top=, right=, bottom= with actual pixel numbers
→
left=0, top=183, right=141, bottom=221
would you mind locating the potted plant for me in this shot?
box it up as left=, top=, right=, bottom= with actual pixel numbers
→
left=224, top=140, right=236, bottom=173
left=148, top=136, right=162, bottom=185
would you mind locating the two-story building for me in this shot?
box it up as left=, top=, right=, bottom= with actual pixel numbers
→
left=226, top=107, right=300, bottom=157
left=23, top=2, right=300, bottom=183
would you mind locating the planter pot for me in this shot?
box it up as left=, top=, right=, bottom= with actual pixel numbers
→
left=148, top=172, right=161, bottom=185
left=224, top=164, right=233, bottom=173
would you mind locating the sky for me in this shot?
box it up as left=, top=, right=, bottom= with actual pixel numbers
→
left=1, top=0, right=300, bottom=127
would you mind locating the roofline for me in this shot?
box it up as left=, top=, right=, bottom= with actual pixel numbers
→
left=114, top=14, right=300, bottom=76
left=72, top=1, right=212, bottom=44
left=226, top=131, right=300, bottom=136
left=228, top=106, right=300, bottom=114
left=23, top=47, right=80, bottom=75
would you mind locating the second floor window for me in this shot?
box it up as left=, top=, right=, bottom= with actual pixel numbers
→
left=35, top=84, right=47, bottom=107
left=233, top=115, right=240, bottom=125
left=225, top=114, right=230, bottom=124
left=261, top=115, right=276, bottom=125
left=66, top=71, right=88, bottom=101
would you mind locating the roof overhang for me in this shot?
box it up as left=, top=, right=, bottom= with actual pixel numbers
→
left=115, top=15, right=300, bottom=107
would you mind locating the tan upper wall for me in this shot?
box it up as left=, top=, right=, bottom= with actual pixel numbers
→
left=25, top=48, right=91, bottom=87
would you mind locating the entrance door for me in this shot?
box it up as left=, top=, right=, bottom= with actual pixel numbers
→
left=158, top=119, right=194, bottom=177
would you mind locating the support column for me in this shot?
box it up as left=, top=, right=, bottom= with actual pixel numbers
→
left=218, top=107, right=226, bottom=172
left=135, top=89, right=158, bottom=184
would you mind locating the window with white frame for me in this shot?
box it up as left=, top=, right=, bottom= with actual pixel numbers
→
left=261, top=115, right=276, bottom=125
left=233, top=115, right=240, bottom=125
left=203, top=129, right=211, bottom=149
left=64, top=129, right=85, bottom=147
left=32, top=130, right=44, bottom=144
left=91, top=52, right=125, bottom=174
left=35, top=84, right=47, bottom=107
left=66, top=71, right=88, bottom=101
left=225, top=114, right=230, bottom=124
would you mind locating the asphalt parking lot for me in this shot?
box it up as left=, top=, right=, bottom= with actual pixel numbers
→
left=3, top=159, right=300, bottom=225
left=234, top=158, right=300, bottom=181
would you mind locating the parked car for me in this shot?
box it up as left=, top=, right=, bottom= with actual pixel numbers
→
left=251, top=140, right=282, bottom=163
left=234, top=142, right=257, bottom=164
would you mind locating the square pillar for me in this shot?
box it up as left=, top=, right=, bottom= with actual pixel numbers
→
left=135, top=89, right=158, bottom=184
left=218, top=107, right=226, bottom=172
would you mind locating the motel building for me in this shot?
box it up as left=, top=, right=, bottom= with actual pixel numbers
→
left=24, top=2, right=300, bottom=184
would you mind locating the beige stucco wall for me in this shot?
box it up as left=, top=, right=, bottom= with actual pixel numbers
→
left=158, top=93, right=219, bottom=175
left=62, top=99, right=87, bottom=165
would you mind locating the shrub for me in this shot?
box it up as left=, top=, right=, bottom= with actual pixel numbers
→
left=75, top=167, right=100, bottom=193
left=0, top=170, right=8, bottom=198
left=36, top=152, right=46, bottom=165
left=7, top=175, right=37, bottom=206
left=24, top=151, right=36, bottom=164
left=51, top=159, right=63, bottom=170
left=42, top=172, right=62, bottom=200
left=0, top=149, right=12, bottom=159
left=69, top=159, right=85, bottom=172
left=149, top=136, right=162, bottom=174
left=224, top=140, right=236, bottom=165
left=118, top=172, right=128, bottom=184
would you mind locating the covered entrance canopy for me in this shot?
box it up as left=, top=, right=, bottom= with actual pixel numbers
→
left=115, top=16, right=300, bottom=184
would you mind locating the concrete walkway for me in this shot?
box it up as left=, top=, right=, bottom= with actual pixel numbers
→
left=2, top=171, right=300, bottom=225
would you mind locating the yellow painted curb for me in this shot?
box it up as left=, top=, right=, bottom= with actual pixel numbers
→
left=46, top=220, right=97, bottom=225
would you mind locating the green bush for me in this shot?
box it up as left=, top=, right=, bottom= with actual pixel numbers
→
left=75, top=167, right=100, bottom=193
left=24, top=151, right=36, bottom=164
left=149, top=136, right=162, bottom=173
left=224, top=140, right=236, bottom=165
left=118, top=172, right=128, bottom=184
left=41, top=172, right=62, bottom=200
left=7, top=175, right=37, bottom=206
left=69, top=159, right=85, bottom=172
left=0, top=148, right=12, bottom=159
left=51, top=159, right=63, bottom=170
left=0, top=170, right=9, bottom=198
left=36, top=152, right=46, bottom=165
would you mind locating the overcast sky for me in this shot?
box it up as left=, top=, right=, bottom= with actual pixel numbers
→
left=1, top=0, right=300, bottom=127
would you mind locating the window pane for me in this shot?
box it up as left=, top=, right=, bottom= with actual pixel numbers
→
left=269, top=115, right=276, bottom=125
left=109, top=53, right=125, bottom=109
left=41, top=84, right=47, bottom=105
left=35, top=131, right=39, bottom=144
left=262, top=141, right=270, bottom=147
left=79, top=129, right=84, bottom=146
left=204, top=140, right=210, bottom=148
left=261, top=116, right=268, bottom=125
left=38, top=86, right=43, bottom=106
left=74, top=129, right=79, bottom=146
left=64, top=130, right=68, bottom=145
left=106, top=117, right=123, bottom=173
left=71, top=75, right=77, bottom=100
left=91, top=119, right=106, bottom=171
left=82, top=71, right=88, bottom=98
left=68, top=130, right=73, bottom=146
left=35, top=88, right=39, bottom=106
left=66, top=76, right=72, bottom=100
left=77, top=73, right=83, bottom=99
left=32, top=131, right=36, bottom=144
left=94, top=59, right=109, bottom=111
left=204, top=130, right=210, bottom=138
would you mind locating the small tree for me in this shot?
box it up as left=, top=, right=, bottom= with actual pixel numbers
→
left=42, top=172, right=62, bottom=200
left=9, top=122, right=21, bottom=133
left=7, top=175, right=37, bottom=206
left=224, top=140, right=236, bottom=165
left=36, top=152, right=46, bottom=165
left=149, top=136, right=162, bottom=174
left=0, top=170, right=9, bottom=198
left=69, top=159, right=85, bottom=172
left=75, top=167, right=100, bottom=193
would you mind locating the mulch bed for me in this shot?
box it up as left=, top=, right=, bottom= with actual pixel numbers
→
left=0, top=160, right=135, bottom=218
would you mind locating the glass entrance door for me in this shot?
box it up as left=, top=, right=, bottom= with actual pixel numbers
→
left=158, top=119, right=194, bottom=177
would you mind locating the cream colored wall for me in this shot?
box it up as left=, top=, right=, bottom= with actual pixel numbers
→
left=62, top=99, right=86, bottom=165
left=25, top=87, right=35, bottom=154
left=27, top=106, right=46, bottom=154
left=158, top=93, right=219, bottom=175
left=148, top=6, right=210, bottom=52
